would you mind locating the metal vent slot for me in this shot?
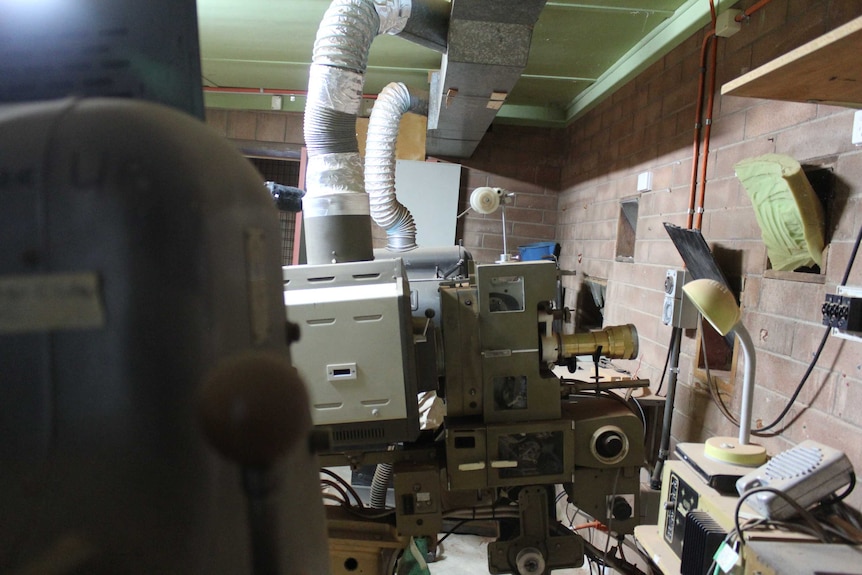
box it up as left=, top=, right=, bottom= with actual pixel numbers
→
left=680, top=510, right=726, bottom=575
left=764, top=446, right=823, bottom=480
left=353, top=314, right=383, bottom=322
left=333, top=427, right=385, bottom=442
left=307, top=276, right=336, bottom=283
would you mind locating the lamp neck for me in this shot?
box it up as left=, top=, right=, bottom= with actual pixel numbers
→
left=734, top=323, right=756, bottom=445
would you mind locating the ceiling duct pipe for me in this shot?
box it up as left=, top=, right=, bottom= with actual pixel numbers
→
left=303, top=0, right=448, bottom=265
left=425, top=0, right=547, bottom=158
left=365, top=82, right=428, bottom=252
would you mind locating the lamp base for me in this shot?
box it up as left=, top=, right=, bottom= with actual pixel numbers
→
left=676, top=442, right=764, bottom=495
left=704, top=436, right=767, bottom=467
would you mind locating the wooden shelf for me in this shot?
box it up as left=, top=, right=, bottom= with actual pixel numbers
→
left=721, top=15, right=862, bottom=108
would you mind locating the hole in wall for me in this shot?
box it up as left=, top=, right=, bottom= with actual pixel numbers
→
left=248, top=157, right=301, bottom=266
left=762, top=163, right=836, bottom=280
left=575, top=276, right=605, bottom=332
left=615, top=197, right=638, bottom=262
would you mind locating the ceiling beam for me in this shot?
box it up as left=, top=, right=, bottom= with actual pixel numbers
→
left=543, top=2, right=676, bottom=15
left=564, top=0, right=712, bottom=122
left=494, top=103, right=567, bottom=127
left=201, top=58, right=433, bottom=75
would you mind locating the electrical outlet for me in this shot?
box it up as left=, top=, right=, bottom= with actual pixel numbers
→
left=852, top=110, right=862, bottom=146
left=662, top=269, right=698, bottom=328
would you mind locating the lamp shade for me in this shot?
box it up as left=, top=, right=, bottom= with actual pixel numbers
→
left=682, top=278, right=740, bottom=336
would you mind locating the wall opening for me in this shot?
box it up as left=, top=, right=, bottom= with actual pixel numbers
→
left=575, top=276, right=606, bottom=332
left=249, top=157, right=301, bottom=266
left=615, top=198, right=638, bottom=262
left=761, top=164, right=834, bottom=281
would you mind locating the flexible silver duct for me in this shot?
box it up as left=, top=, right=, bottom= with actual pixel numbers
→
left=365, top=82, right=428, bottom=252
left=303, top=0, right=448, bottom=265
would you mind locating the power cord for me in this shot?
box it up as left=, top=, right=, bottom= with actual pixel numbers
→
left=701, top=222, right=862, bottom=435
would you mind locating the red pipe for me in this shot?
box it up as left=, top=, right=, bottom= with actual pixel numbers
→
left=203, top=86, right=378, bottom=100
left=686, top=31, right=713, bottom=229
left=694, top=32, right=718, bottom=231
left=686, top=0, right=718, bottom=231
left=735, top=0, right=776, bottom=22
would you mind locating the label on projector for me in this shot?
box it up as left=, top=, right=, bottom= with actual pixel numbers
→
left=0, top=272, right=105, bottom=333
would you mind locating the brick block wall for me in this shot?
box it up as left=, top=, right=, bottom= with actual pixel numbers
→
left=206, top=109, right=565, bottom=264
left=439, top=123, right=565, bottom=263
left=559, top=0, right=862, bottom=504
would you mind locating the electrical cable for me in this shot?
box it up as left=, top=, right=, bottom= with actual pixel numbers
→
left=322, top=492, right=349, bottom=506
left=320, top=468, right=365, bottom=508
left=824, top=471, right=856, bottom=504
left=701, top=324, right=738, bottom=424
left=735, top=487, right=830, bottom=544
left=321, top=479, right=353, bottom=507
left=654, top=327, right=675, bottom=396
left=601, top=468, right=623, bottom=574
left=342, top=505, right=397, bottom=519
left=436, top=518, right=479, bottom=546
left=701, top=222, right=862, bottom=435
left=757, top=222, right=861, bottom=432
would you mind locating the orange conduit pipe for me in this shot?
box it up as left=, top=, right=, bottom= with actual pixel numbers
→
left=686, top=0, right=717, bottom=230
left=735, top=0, right=776, bottom=21
left=686, top=31, right=713, bottom=229
left=690, top=0, right=775, bottom=229
left=572, top=521, right=607, bottom=532
left=694, top=30, right=718, bottom=231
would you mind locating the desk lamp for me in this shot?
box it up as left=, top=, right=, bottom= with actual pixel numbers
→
left=683, top=279, right=767, bottom=466
left=458, top=186, right=515, bottom=262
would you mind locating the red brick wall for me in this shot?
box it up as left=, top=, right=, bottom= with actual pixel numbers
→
left=560, top=0, right=862, bottom=503
left=206, top=2, right=862, bottom=504
left=206, top=109, right=565, bottom=264
left=445, top=123, right=564, bottom=263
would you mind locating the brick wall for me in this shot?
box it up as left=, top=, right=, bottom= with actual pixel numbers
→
left=205, top=109, right=565, bottom=264
left=205, top=108, right=304, bottom=158
left=205, top=2, right=862, bottom=504
left=559, top=0, right=862, bottom=504
left=444, top=123, right=565, bottom=263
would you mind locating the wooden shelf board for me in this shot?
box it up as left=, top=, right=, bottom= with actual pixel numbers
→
left=721, top=15, right=862, bottom=108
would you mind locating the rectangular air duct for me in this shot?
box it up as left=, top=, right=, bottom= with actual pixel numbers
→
left=426, top=0, right=547, bottom=157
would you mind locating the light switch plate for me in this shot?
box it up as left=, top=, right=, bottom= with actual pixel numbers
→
left=637, top=171, right=652, bottom=192
left=852, top=109, right=862, bottom=145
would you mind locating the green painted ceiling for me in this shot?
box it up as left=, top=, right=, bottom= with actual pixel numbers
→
left=197, top=0, right=717, bottom=126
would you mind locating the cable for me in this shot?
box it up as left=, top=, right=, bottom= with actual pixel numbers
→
left=701, top=323, right=738, bottom=424
left=436, top=518, right=479, bottom=545
left=320, top=468, right=365, bottom=508
left=321, top=479, right=352, bottom=506
left=599, top=468, right=623, bottom=574
left=825, top=471, right=856, bottom=504
left=755, top=222, right=861, bottom=433
left=342, top=505, right=397, bottom=519
left=702, top=222, right=862, bottom=435
left=735, top=487, right=829, bottom=544
left=654, top=327, right=675, bottom=396
left=322, top=492, right=348, bottom=506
